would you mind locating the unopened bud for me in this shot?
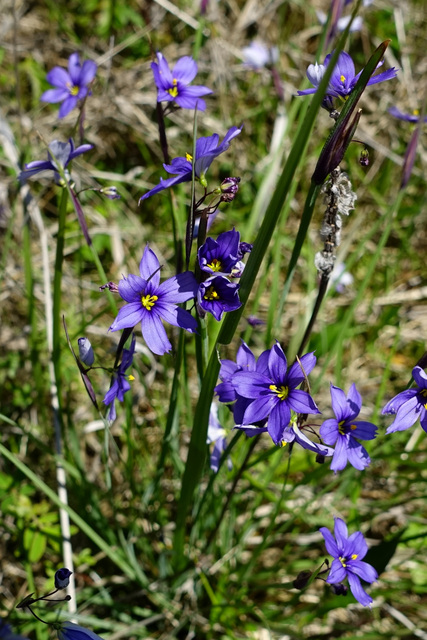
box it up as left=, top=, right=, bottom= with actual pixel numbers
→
left=220, top=177, right=240, bottom=202
left=330, top=582, right=348, bottom=596
left=359, top=147, right=369, bottom=167
left=293, top=570, right=312, bottom=589
left=99, top=186, right=121, bottom=200
left=237, top=241, right=253, bottom=258
left=54, top=568, right=72, bottom=589
left=78, top=337, right=95, bottom=366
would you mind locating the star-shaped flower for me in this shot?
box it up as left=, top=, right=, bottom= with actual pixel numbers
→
left=152, top=52, right=212, bottom=110
left=320, top=384, right=377, bottom=472
left=41, top=52, right=97, bottom=118
left=109, top=246, right=198, bottom=355
left=139, top=125, right=242, bottom=202
left=320, top=517, right=378, bottom=607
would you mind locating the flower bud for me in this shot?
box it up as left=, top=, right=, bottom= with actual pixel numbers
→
left=359, top=147, right=369, bottom=167
left=78, top=337, right=95, bottom=366
left=99, top=186, right=121, bottom=200
left=330, top=582, right=348, bottom=596
left=293, top=570, right=312, bottom=589
left=220, top=177, right=240, bottom=202
left=54, top=567, right=73, bottom=589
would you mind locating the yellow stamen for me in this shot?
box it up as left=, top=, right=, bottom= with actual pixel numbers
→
left=339, top=556, right=347, bottom=568
left=269, top=384, right=289, bottom=401
left=350, top=424, right=357, bottom=431
left=340, top=74, right=346, bottom=83
left=168, top=86, right=178, bottom=98
left=207, top=258, right=222, bottom=272
left=67, top=82, right=79, bottom=96
left=128, top=374, right=135, bottom=381
left=413, top=109, right=420, bottom=116
left=204, top=286, right=219, bottom=301
left=280, top=440, right=287, bottom=448
left=351, top=553, right=358, bottom=560
left=141, top=294, right=158, bottom=310
left=338, top=420, right=346, bottom=435
left=186, top=152, right=193, bottom=162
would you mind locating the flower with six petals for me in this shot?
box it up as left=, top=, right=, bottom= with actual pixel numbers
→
left=151, top=52, right=212, bottom=111
left=382, top=366, right=427, bottom=434
left=41, top=52, right=97, bottom=118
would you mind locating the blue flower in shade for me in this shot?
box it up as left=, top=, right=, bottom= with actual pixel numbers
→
left=382, top=366, right=427, bottom=434
left=297, top=51, right=397, bottom=100
left=197, top=275, right=241, bottom=321
left=232, top=343, right=320, bottom=445
left=198, top=229, right=241, bottom=276
left=320, top=517, right=378, bottom=607
left=109, top=246, right=198, bottom=355
left=58, top=622, right=105, bottom=640
left=0, top=620, right=29, bottom=640
left=389, top=106, right=427, bottom=123
left=152, top=52, right=212, bottom=111
left=103, top=334, right=136, bottom=421
left=41, top=52, right=97, bottom=119
left=139, top=125, right=242, bottom=202
left=207, top=402, right=232, bottom=473
left=319, top=384, right=377, bottom=472
left=19, top=139, right=93, bottom=184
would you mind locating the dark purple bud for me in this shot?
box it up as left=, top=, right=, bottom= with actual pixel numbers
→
left=312, top=108, right=362, bottom=185
left=359, top=148, right=369, bottom=167
left=330, top=582, right=348, bottom=596
left=100, top=281, right=119, bottom=293
left=246, top=315, right=265, bottom=327
left=401, top=127, right=420, bottom=189
left=78, top=337, right=95, bottom=366
left=315, top=453, right=326, bottom=464
left=293, top=570, right=312, bottom=589
left=220, top=177, right=240, bottom=202
left=55, top=568, right=72, bottom=589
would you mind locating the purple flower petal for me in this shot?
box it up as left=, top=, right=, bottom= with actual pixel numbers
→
left=139, top=245, right=161, bottom=287
left=118, top=274, right=146, bottom=302
left=109, top=302, right=144, bottom=331
left=141, top=311, right=172, bottom=356
left=157, top=271, right=198, bottom=303
left=346, top=572, right=373, bottom=607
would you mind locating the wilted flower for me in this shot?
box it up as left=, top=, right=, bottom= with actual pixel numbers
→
left=57, top=622, right=105, bottom=640
left=297, top=51, right=397, bottom=101
left=382, top=365, right=427, bottom=434
left=320, top=517, right=378, bottom=606
left=242, top=41, right=279, bottom=70
left=103, top=334, right=136, bottom=422
left=54, top=567, right=73, bottom=589
left=109, top=246, right=198, bottom=355
left=197, top=275, right=241, bottom=321
left=78, top=337, right=94, bottom=366
left=232, top=343, right=320, bottom=445
left=319, top=384, right=377, bottom=472
left=139, top=125, right=242, bottom=201
left=41, top=52, right=97, bottom=118
left=151, top=52, right=212, bottom=111
left=19, top=139, right=93, bottom=184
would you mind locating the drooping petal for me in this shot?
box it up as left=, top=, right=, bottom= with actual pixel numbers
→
left=330, top=435, right=349, bottom=472
left=346, top=572, right=373, bottom=607
left=382, top=388, right=418, bottom=414
left=287, top=388, right=320, bottom=415
left=109, top=302, right=144, bottom=331
left=58, top=96, right=79, bottom=118
left=345, top=439, right=370, bottom=471
left=140, top=311, right=172, bottom=356
left=155, top=302, right=198, bottom=333
left=139, top=173, right=191, bottom=203
left=267, top=402, right=290, bottom=444
left=385, top=395, right=421, bottom=433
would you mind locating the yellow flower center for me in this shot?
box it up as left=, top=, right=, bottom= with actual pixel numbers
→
left=67, top=82, right=80, bottom=96
left=339, top=556, right=347, bottom=567
left=351, top=553, right=358, bottom=560
left=413, top=109, right=420, bottom=116
left=141, top=294, right=158, bottom=310
left=168, top=79, right=178, bottom=98
left=128, top=374, right=135, bottom=381
left=186, top=152, right=193, bottom=162
left=204, top=286, right=219, bottom=301
left=269, top=384, right=289, bottom=401
left=206, top=258, right=222, bottom=272
left=340, top=74, right=346, bottom=84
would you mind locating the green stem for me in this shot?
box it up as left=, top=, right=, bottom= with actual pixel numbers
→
left=52, top=188, right=68, bottom=401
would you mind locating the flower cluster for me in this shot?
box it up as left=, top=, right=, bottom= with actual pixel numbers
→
left=197, top=229, right=250, bottom=321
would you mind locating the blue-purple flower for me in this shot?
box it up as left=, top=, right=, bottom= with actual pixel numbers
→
left=103, top=334, right=136, bottom=421
left=242, top=41, right=279, bottom=70
left=197, top=275, right=241, bottom=321
left=151, top=52, right=212, bottom=111
left=41, top=52, right=97, bottom=118
left=198, top=229, right=241, bottom=276
left=0, top=620, right=29, bottom=640
left=19, top=139, right=93, bottom=184
left=320, top=517, right=378, bottom=607
left=58, top=622, right=105, bottom=640
left=319, top=384, right=377, bottom=472
left=389, top=106, right=427, bottom=123
left=297, top=51, right=397, bottom=100
left=232, top=343, right=320, bottom=445
left=109, top=246, right=198, bottom=355
left=139, top=125, right=242, bottom=202
left=382, top=366, right=427, bottom=434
